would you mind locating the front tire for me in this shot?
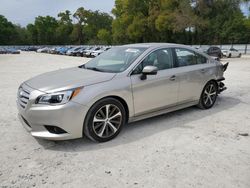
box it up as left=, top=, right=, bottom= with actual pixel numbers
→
left=83, top=98, right=126, bottom=142
left=198, top=81, right=218, bottom=109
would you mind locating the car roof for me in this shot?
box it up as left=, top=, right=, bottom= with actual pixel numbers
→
left=121, top=43, right=190, bottom=49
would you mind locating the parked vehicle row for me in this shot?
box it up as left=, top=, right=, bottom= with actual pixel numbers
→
left=21, top=46, right=40, bottom=51
left=0, top=47, right=20, bottom=54
left=35, top=46, right=111, bottom=58
left=196, top=46, right=242, bottom=59
left=1, top=45, right=242, bottom=59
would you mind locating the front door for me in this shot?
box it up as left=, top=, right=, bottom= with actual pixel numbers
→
left=130, top=48, right=179, bottom=116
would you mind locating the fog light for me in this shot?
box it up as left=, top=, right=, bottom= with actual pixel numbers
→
left=44, top=125, right=67, bottom=134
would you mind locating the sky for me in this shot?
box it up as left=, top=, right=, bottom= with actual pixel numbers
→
left=241, top=2, right=250, bottom=17
left=0, top=0, right=115, bottom=26
left=0, top=0, right=249, bottom=27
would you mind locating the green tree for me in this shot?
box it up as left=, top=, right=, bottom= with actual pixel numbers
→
left=73, top=7, right=89, bottom=44
left=97, top=29, right=112, bottom=44
left=0, top=15, right=17, bottom=45
left=26, top=23, right=38, bottom=44
left=56, top=10, right=73, bottom=44
left=84, top=11, right=113, bottom=44
left=33, top=16, right=58, bottom=44
left=112, top=0, right=151, bottom=43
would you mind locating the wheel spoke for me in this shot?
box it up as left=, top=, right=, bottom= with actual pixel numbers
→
left=204, top=96, right=209, bottom=105
left=106, top=105, right=110, bottom=118
left=97, top=123, right=106, bottom=137
left=209, top=85, right=213, bottom=93
left=107, top=122, right=117, bottom=133
left=210, top=92, right=216, bottom=96
left=109, top=112, right=121, bottom=120
left=93, top=117, right=105, bottom=123
left=208, top=96, right=213, bottom=105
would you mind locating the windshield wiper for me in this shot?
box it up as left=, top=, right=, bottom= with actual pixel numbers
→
left=78, top=64, right=85, bottom=69
left=79, top=64, right=110, bottom=73
left=85, top=67, right=105, bottom=72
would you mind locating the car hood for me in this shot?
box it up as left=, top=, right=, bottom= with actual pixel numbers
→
left=25, top=67, right=116, bottom=93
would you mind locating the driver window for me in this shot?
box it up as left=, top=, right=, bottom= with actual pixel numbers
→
left=132, top=48, right=173, bottom=74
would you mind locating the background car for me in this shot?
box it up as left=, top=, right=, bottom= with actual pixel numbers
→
left=66, top=47, right=81, bottom=56
left=91, top=47, right=111, bottom=57
left=21, top=46, right=39, bottom=51
left=85, top=47, right=102, bottom=57
left=0, top=48, right=7, bottom=54
left=204, top=46, right=223, bottom=58
left=69, top=47, right=86, bottom=56
left=222, top=48, right=241, bottom=58
left=5, top=48, right=20, bottom=54
left=57, top=47, right=72, bottom=55
left=75, top=47, right=87, bottom=57
left=82, top=47, right=94, bottom=57
left=37, top=47, right=50, bottom=53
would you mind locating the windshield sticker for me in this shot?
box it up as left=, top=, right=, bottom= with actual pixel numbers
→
left=126, top=49, right=140, bottom=53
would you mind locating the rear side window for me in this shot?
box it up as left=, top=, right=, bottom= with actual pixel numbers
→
left=175, top=48, right=197, bottom=67
left=196, top=53, right=208, bottom=64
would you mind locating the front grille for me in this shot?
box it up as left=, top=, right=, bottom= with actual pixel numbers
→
left=18, top=87, right=30, bottom=109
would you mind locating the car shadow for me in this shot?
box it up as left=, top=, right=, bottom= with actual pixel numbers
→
left=36, top=95, right=241, bottom=152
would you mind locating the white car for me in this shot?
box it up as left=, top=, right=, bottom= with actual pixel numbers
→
left=37, top=47, right=50, bottom=53
left=91, top=47, right=111, bottom=57
left=222, top=48, right=241, bottom=58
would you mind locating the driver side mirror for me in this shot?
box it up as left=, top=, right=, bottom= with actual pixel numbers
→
left=141, top=66, right=158, bottom=80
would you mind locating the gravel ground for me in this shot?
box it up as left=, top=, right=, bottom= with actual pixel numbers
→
left=0, top=52, right=249, bottom=188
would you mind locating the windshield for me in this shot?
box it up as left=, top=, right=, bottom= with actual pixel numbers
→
left=81, top=47, right=147, bottom=73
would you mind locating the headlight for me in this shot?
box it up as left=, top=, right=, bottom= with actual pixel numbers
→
left=36, top=87, right=82, bottom=105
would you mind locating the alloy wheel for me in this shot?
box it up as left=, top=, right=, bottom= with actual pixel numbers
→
left=203, top=83, right=217, bottom=107
left=92, top=104, right=122, bottom=138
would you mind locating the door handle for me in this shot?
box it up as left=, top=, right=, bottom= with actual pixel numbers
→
left=170, top=75, right=176, bottom=81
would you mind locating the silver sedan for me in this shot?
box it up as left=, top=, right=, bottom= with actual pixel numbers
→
left=17, top=43, right=228, bottom=142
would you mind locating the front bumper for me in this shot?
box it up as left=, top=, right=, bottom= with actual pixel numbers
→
left=17, top=84, right=89, bottom=140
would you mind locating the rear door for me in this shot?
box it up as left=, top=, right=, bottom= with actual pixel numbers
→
left=173, top=48, right=215, bottom=103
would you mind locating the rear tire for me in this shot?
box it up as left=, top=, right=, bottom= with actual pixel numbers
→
left=83, top=98, right=126, bottom=142
left=238, top=53, right=241, bottom=58
left=198, top=81, right=218, bottom=109
left=228, top=53, right=231, bottom=58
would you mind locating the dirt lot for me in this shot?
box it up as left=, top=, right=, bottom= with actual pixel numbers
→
left=0, top=52, right=250, bottom=188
